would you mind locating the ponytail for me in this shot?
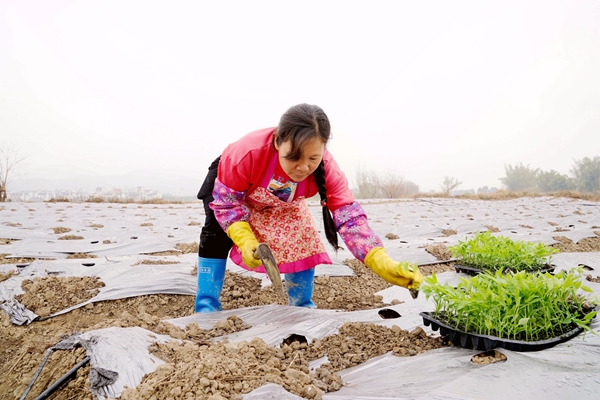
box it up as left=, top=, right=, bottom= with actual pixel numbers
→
left=314, top=161, right=341, bottom=251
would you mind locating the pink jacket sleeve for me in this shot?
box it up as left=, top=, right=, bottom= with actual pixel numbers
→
left=210, top=128, right=275, bottom=231
left=333, top=202, right=383, bottom=263
left=216, top=128, right=275, bottom=194
left=209, top=177, right=250, bottom=232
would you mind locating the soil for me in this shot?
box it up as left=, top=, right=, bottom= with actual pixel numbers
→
left=0, top=253, right=453, bottom=400
left=1, top=219, right=599, bottom=399
left=471, top=350, right=507, bottom=365
left=551, top=235, right=600, bottom=253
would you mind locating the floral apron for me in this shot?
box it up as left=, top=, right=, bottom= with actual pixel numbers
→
left=229, top=156, right=332, bottom=274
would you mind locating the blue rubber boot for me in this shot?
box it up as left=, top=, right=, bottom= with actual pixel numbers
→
left=195, top=257, right=226, bottom=313
left=285, top=268, right=316, bottom=308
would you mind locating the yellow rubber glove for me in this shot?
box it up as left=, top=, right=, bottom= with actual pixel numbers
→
left=363, top=247, right=423, bottom=290
left=227, top=221, right=262, bottom=269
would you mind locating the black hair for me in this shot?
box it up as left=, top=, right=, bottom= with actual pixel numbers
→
left=313, top=160, right=341, bottom=251
left=275, top=103, right=331, bottom=161
left=274, top=104, right=340, bottom=251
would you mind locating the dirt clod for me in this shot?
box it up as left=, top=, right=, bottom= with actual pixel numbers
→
left=471, top=350, right=507, bottom=364
left=425, top=243, right=454, bottom=260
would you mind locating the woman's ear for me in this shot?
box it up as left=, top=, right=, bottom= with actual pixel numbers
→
left=273, top=135, right=279, bottom=151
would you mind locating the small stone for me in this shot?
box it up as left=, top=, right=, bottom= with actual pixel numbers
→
left=410, top=326, right=426, bottom=337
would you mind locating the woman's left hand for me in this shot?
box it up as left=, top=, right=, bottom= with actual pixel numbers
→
left=364, top=247, right=423, bottom=289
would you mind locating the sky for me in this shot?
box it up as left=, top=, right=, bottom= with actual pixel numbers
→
left=1, top=0, right=599, bottom=195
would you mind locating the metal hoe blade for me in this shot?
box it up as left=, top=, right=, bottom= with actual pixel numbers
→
left=256, top=243, right=286, bottom=297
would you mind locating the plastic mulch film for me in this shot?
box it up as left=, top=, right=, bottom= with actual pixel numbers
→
left=0, top=258, right=198, bottom=324
left=552, top=252, right=600, bottom=275
left=66, top=327, right=175, bottom=400
left=0, top=257, right=356, bottom=325
left=2, top=199, right=600, bottom=399
left=317, top=333, right=600, bottom=400
left=166, top=305, right=367, bottom=347
left=243, top=383, right=305, bottom=399
left=66, top=303, right=600, bottom=400
left=0, top=299, right=38, bottom=325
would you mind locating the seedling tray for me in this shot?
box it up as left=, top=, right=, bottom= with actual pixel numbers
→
left=454, top=263, right=555, bottom=276
left=420, top=311, right=586, bottom=352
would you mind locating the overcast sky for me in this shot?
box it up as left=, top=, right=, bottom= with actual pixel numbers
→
left=1, top=0, right=599, bottom=194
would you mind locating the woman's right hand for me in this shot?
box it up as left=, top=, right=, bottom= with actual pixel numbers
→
left=227, top=221, right=262, bottom=269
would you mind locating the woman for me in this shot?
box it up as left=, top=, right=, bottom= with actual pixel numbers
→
left=195, top=103, right=422, bottom=313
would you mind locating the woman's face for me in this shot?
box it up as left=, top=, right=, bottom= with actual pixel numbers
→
left=275, top=136, right=325, bottom=182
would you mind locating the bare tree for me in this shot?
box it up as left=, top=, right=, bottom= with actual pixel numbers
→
left=379, top=171, right=401, bottom=198
left=355, top=165, right=419, bottom=199
left=439, top=176, right=462, bottom=196
left=355, top=164, right=382, bottom=198
left=380, top=170, right=419, bottom=198
left=0, top=142, right=28, bottom=202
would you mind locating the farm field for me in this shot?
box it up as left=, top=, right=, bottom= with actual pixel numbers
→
left=1, top=196, right=600, bottom=400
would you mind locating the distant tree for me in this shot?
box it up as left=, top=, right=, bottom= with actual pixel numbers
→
left=571, top=156, right=600, bottom=193
left=536, top=170, right=576, bottom=192
left=404, top=180, right=420, bottom=196
left=0, top=142, right=28, bottom=202
left=499, top=163, right=539, bottom=191
left=354, top=166, right=419, bottom=198
left=379, top=171, right=403, bottom=198
left=355, top=165, right=381, bottom=198
left=379, top=170, right=419, bottom=198
left=439, top=176, right=461, bottom=196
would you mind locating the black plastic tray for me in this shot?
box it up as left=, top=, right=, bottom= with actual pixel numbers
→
left=454, top=263, right=555, bottom=276
left=420, top=311, right=586, bottom=352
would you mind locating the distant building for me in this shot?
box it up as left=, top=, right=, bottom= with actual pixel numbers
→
left=8, top=186, right=162, bottom=202
left=477, top=186, right=499, bottom=194
left=452, top=189, right=476, bottom=196
left=8, top=190, right=54, bottom=201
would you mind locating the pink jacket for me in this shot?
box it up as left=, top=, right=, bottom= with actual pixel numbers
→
left=217, top=127, right=354, bottom=211
left=211, top=127, right=384, bottom=265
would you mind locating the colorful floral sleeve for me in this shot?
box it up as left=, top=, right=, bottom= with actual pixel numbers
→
left=209, top=178, right=250, bottom=231
left=333, top=202, right=383, bottom=263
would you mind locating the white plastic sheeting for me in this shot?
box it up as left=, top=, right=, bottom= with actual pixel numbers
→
left=0, top=257, right=200, bottom=323
left=57, top=274, right=600, bottom=400
left=77, top=327, right=175, bottom=400
left=0, top=202, right=199, bottom=259
left=321, top=329, right=600, bottom=400
left=1, top=198, right=600, bottom=399
left=0, top=256, right=355, bottom=324
left=35, top=267, right=599, bottom=400
left=2, top=196, right=598, bottom=265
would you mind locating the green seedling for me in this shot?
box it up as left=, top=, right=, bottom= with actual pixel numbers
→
left=448, top=231, right=558, bottom=273
left=421, top=268, right=598, bottom=342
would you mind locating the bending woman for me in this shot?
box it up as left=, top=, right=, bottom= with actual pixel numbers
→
left=195, top=103, right=422, bottom=312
